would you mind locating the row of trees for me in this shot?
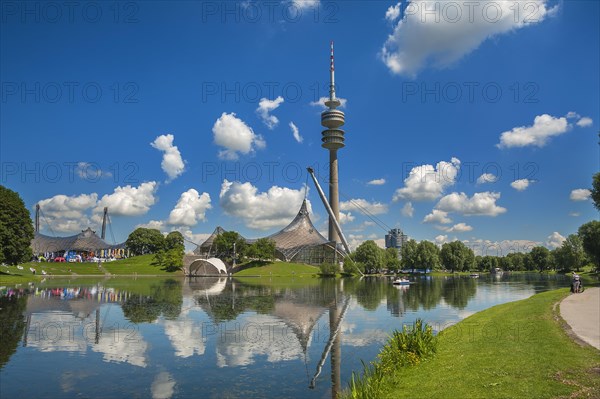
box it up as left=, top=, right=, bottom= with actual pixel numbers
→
left=212, top=231, right=277, bottom=263
left=125, top=228, right=185, bottom=271
left=348, top=220, right=600, bottom=273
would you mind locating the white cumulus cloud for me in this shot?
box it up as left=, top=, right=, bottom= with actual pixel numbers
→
left=256, top=96, right=284, bottom=129
left=423, top=209, right=452, bottom=224
left=438, top=222, right=473, bottom=233
left=340, top=198, right=388, bottom=215
left=385, top=2, right=402, bottom=22
left=37, top=193, right=98, bottom=233
left=435, top=192, right=507, bottom=216
left=477, top=173, right=498, bottom=184
left=151, top=134, right=186, bottom=181
left=393, top=157, right=460, bottom=202
left=213, top=112, right=266, bottom=160
left=367, top=178, right=386, bottom=186
left=95, top=182, right=158, bottom=217
left=289, top=122, right=303, bottom=143
left=167, top=189, right=212, bottom=227
left=381, top=0, right=556, bottom=76
left=570, top=188, right=591, bottom=201
left=497, top=114, right=570, bottom=148
left=401, top=202, right=414, bottom=217
left=576, top=117, right=593, bottom=127
left=511, top=179, right=533, bottom=191
left=293, top=0, right=319, bottom=9
left=219, top=180, right=310, bottom=230
left=546, top=232, right=565, bottom=249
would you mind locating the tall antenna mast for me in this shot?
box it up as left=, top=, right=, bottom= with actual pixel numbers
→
left=101, top=207, right=108, bottom=240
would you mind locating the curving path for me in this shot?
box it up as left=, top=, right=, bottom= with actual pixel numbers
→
left=560, top=287, right=600, bottom=350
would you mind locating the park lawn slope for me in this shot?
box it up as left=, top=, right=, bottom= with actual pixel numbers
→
left=370, top=289, right=599, bottom=399
left=234, top=261, right=319, bottom=277
left=102, top=255, right=183, bottom=275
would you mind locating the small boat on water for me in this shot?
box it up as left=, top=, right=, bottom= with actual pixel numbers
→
left=470, top=273, right=480, bottom=278
left=392, top=277, right=411, bottom=285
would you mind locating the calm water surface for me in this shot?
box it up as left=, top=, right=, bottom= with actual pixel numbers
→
left=0, top=274, right=571, bottom=398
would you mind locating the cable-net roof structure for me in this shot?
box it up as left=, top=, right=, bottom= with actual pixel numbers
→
left=193, top=226, right=226, bottom=256
left=31, top=228, right=125, bottom=253
left=192, top=200, right=339, bottom=265
left=268, top=199, right=342, bottom=265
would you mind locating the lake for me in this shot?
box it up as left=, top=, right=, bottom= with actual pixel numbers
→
left=0, top=273, right=571, bottom=398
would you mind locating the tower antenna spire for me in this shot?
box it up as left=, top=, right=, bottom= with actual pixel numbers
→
left=329, top=40, right=336, bottom=101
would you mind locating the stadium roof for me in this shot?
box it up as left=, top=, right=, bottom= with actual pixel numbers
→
left=31, top=228, right=125, bottom=253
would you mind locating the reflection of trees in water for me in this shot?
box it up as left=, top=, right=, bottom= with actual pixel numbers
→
left=442, top=277, right=477, bottom=310
left=195, top=279, right=339, bottom=324
left=0, top=295, right=27, bottom=369
left=400, top=277, right=444, bottom=312
left=121, top=279, right=183, bottom=323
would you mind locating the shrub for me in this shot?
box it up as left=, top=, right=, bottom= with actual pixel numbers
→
left=343, top=319, right=437, bottom=398
left=319, top=262, right=338, bottom=276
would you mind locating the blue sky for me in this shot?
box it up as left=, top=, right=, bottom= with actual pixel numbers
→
left=1, top=0, right=598, bottom=254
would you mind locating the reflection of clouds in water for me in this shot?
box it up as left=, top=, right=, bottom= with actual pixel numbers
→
left=91, top=328, right=147, bottom=368
left=340, top=320, right=389, bottom=347
left=25, top=311, right=147, bottom=368
left=161, top=297, right=205, bottom=358
left=26, top=312, right=89, bottom=353
left=215, top=314, right=305, bottom=368
left=151, top=371, right=176, bottom=399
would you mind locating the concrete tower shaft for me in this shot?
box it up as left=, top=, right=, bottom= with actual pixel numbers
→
left=320, top=41, right=345, bottom=244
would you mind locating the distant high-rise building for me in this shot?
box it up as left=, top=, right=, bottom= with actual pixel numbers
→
left=385, top=228, right=408, bottom=258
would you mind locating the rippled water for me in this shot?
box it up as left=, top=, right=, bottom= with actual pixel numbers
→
left=0, top=273, right=570, bottom=398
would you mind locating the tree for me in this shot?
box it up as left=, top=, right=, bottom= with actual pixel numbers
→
left=440, top=241, right=473, bottom=272
left=529, top=246, right=551, bottom=272
left=400, top=239, right=418, bottom=270
left=578, top=221, right=600, bottom=271
left=247, top=238, right=276, bottom=261
left=355, top=240, right=384, bottom=273
left=126, top=228, right=165, bottom=255
left=591, top=172, right=600, bottom=212
left=416, top=240, right=441, bottom=270
left=165, top=231, right=184, bottom=251
left=214, top=231, right=247, bottom=260
left=384, top=247, right=401, bottom=272
left=0, top=185, right=34, bottom=264
left=557, top=234, right=586, bottom=272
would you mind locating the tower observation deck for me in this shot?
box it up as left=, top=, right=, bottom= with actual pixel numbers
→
left=321, top=41, right=345, bottom=244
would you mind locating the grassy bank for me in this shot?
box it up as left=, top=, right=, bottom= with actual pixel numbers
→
left=0, top=255, right=181, bottom=285
left=344, top=289, right=600, bottom=399
left=234, top=261, right=319, bottom=277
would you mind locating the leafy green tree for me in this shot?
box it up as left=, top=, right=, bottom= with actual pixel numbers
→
left=355, top=240, right=384, bottom=273
left=529, top=246, right=551, bottom=272
left=165, top=231, right=184, bottom=251
left=247, top=238, right=276, bottom=261
left=440, top=241, right=473, bottom=272
left=557, top=234, right=586, bottom=272
left=400, top=239, right=418, bottom=270
left=153, top=231, right=185, bottom=272
left=416, top=240, right=441, bottom=270
left=126, top=228, right=165, bottom=255
left=214, top=231, right=247, bottom=260
left=578, top=221, right=600, bottom=271
left=0, top=185, right=34, bottom=264
left=506, top=252, right=526, bottom=271
left=591, top=172, right=600, bottom=212
left=384, top=247, right=401, bottom=272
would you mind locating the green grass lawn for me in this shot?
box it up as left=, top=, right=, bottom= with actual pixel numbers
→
left=345, top=289, right=600, bottom=399
left=0, top=255, right=181, bottom=285
left=234, top=261, right=320, bottom=277
left=102, top=255, right=183, bottom=275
